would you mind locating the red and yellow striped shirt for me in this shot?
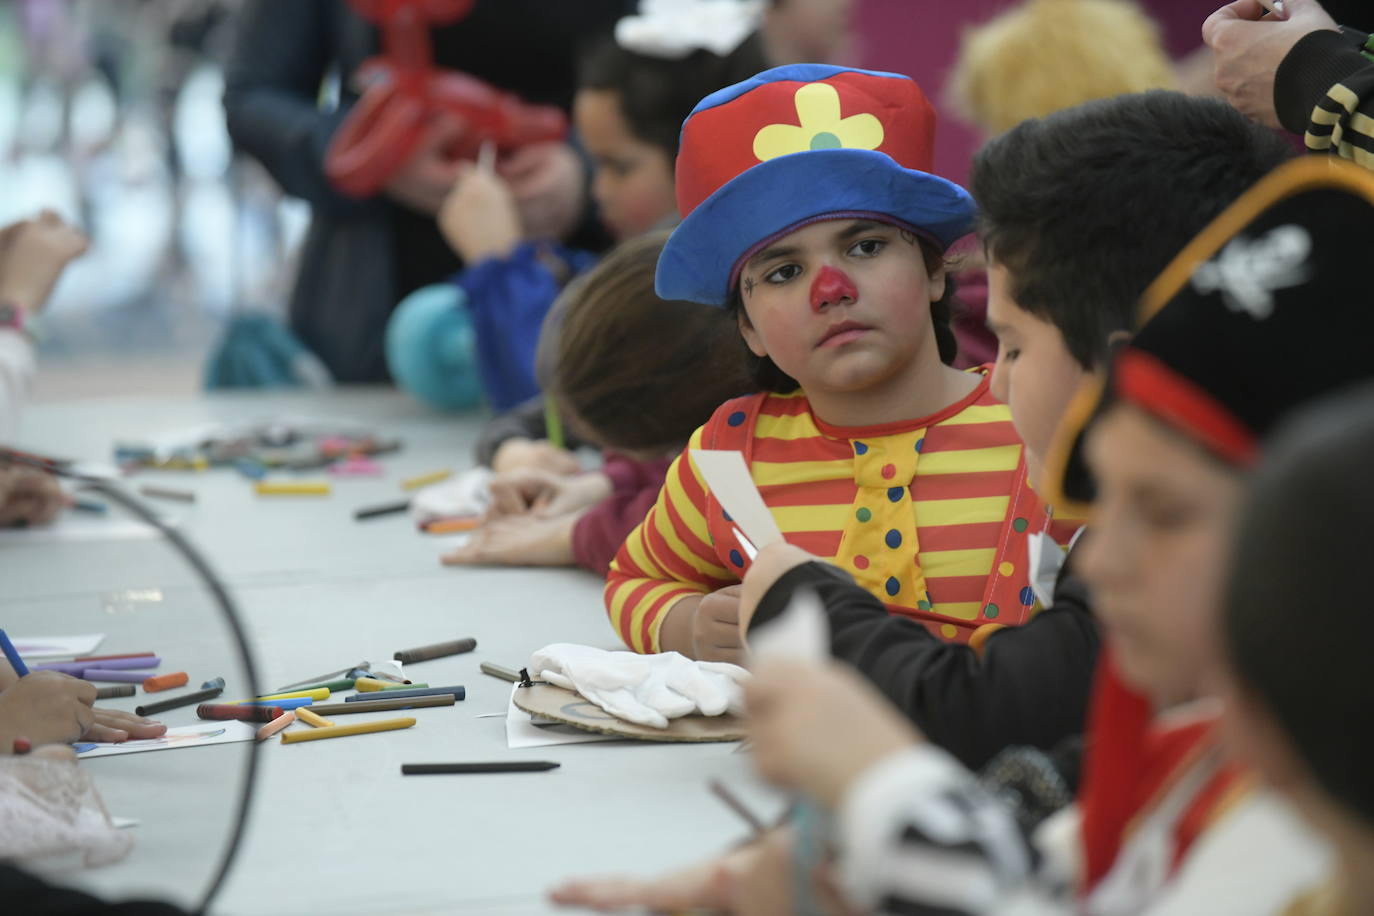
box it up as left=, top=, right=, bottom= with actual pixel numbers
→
left=605, top=371, right=1078, bottom=653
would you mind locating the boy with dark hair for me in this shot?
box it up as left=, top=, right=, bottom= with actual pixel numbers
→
left=738, top=91, right=1294, bottom=771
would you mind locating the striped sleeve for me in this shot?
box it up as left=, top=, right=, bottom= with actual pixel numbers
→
left=604, top=424, right=735, bottom=654
left=835, top=746, right=1061, bottom=915
left=1306, top=65, right=1374, bottom=170
left=1273, top=28, right=1374, bottom=170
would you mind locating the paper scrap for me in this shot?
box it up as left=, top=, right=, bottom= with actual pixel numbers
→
left=690, top=450, right=783, bottom=549
left=505, top=686, right=617, bottom=749
left=750, top=587, right=829, bottom=664
left=76, top=722, right=257, bottom=758
left=12, top=634, right=105, bottom=659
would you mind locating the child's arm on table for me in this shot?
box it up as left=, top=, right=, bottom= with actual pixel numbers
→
left=604, top=430, right=741, bottom=658
left=0, top=671, right=165, bottom=749
left=747, top=660, right=1039, bottom=916
left=739, top=542, right=1100, bottom=771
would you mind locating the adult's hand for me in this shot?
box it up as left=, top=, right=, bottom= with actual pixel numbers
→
left=1203, top=0, right=1337, bottom=128
left=497, top=141, right=586, bottom=243
left=383, top=115, right=465, bottom=214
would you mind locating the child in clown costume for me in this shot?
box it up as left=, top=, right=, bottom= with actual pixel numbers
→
left=605, top=65, right=1077, bottom=660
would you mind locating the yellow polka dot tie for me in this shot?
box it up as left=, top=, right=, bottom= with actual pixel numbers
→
left=834, top=429, right=931, bottom=611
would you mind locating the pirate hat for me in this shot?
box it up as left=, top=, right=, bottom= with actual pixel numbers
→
left=656, top=64, right=975, bottom=306
left=1046, top=156, right=1374, bottom=513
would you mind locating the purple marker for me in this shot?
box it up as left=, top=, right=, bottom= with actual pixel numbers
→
left=81, top=669, right=157, bottom=683
left=36, top=656, right=160, bottom=676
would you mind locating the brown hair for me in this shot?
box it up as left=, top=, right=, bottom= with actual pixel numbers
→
left=548, top=231, right=754, bottom=452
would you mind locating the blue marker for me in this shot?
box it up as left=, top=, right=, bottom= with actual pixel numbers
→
left=241, top=697, right=314, bottom=710
left=0, top=629, right=30, bottom=677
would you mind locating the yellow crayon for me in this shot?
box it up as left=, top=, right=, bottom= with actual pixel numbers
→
left=279, top=716, right=416, bottom=744
left=230, top=687, right=330, bottom=704
left=256, top=710, right=296, bottom=741
left=255, top=481, right=331, bottom=496
left=295, top=707, right=335, bottom=728
left=401, top=469, right=451, bottom=490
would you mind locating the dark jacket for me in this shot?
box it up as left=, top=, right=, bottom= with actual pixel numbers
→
left=748, top=542, right=1100, bottom=772
left=222, top=0, right=627, bottom=382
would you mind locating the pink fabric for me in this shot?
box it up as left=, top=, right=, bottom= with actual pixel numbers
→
left=571, top=453, right=675, bottom=576
left=854, top=0, right=1209, bottom=186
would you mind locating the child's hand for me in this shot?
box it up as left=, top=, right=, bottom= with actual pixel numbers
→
left=663, top=586, right=746, bottom=664
left=549, top=843, right=751, bottom=912
left=746, top=660, right=921, bottom=808
left=0, top=210, right=88, bottom=314
left=486, top=468, right=611, bottom=519
left=0, top=671, right=98, bottom=750
left=440, top=513, right=577, bottom=567
left=490, top=437, right=582, bottom=475
left=0, top=466, right=68, bottom=527
left=739, top=542, right=821, bottom=633
left=438, top=159, right=523, bottom=264
left=85, top=707, right=166, bottom=744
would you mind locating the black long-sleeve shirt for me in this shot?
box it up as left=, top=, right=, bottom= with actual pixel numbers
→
left=748, top=549, right=1100, bottom=772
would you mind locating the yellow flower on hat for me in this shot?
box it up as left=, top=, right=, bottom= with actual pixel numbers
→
left=752, top=82, right=885, bottom=162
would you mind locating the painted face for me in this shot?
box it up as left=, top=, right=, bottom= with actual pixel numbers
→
left=1078, top=405, right=1244, bottom=706
left=573, top=89, right=678, bottom=240
left=986, top=261, right=1091, bottom=487
left=736, top=218, right=945, bottom=396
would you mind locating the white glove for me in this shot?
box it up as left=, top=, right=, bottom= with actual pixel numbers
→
left=529, top=644, right=750, bottom=729
left=409, top=467, right=492, bottom=523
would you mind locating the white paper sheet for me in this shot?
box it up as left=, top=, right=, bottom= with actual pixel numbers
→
left=689, top=450, right=783, bottom=549
left=505, top=686, right=617, bottom=749
left=76, top=722, right=257, bottom=758
left=11, top=634, right=105, bottom=659
left=0, top=512, right=179, bottom=544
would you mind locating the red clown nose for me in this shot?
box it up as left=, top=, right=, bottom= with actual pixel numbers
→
left=810, top=266, right=858, bottom=311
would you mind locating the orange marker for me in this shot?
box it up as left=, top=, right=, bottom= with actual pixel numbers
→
left=421, top=516, right=481, bottom=534
left=256, top=710, right=296, bottom=741
left=143, top=671, right=189, bottom=692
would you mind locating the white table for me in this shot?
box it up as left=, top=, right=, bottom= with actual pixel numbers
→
left=5, top=389, right=778, bottom=915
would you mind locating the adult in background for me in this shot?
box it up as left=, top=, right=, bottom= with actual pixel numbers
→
left=222, top=0, right=630, bottom=383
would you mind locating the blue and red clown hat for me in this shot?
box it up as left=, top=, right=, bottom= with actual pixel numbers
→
left=656, top=64, right=976, bottom=307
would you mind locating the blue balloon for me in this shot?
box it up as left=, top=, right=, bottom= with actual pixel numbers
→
left=385, top=283, right=484, bottom=411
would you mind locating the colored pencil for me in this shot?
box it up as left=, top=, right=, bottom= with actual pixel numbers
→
left=309, top=694, right=454, bottom=715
